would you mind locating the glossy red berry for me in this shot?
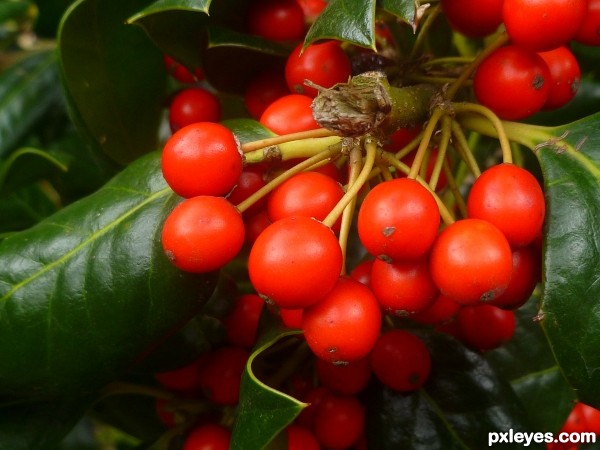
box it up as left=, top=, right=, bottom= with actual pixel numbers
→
left=370, top=329, right=431, bottom=391
left=575, top=0, right=600, bottom=46
left=441, top=0, right=503, bottom=37
left=429, top=218, right=513, bottom=304
left=161, top=122, right=242, bottom=198
left=313, top=393, right=365, bottom=449
left=467, top=163, right=546, bottom=248
left=285, top=40, right=352, bottom=98
left=487, top=244, right=541, bottom=310
left=411, top=293, right=461, bottom=325
left=350, top=258, right=374, bottom=287
left=161, top=196, right=245, bottom=273
left=247, top=0, right=306, bottom=42
left=357, top=178, right=440, bottom=262
left=316, top=356, right=372, bottom=395
left=473, top=45, right=551, bottom=120
left=183, top=423, right=231, bottom=450
left=286, top=424, right=320, bottom=450
left=302, top=277, right=382, bottom=364
left=457, top=304, right=516, bottom=351
left=267, top=171, right=344, bottom=231
left=259, top=94, right=320, bottom=134
left=163, top=54, right=204, bottom=84
left=370, top=257, right=439, bottom=316
left=248, top=216, right=343, bottom=309
left=244, top=68, right=291, bottom=120
left=502, top=0, right=588, bottom=51
left=222, top=294, right=265, bottom=348
left=168, top=87, right=221, bottom=133
left=537, top=46, right=581, bottom=110
left=227, top=166, right=268, bottom=217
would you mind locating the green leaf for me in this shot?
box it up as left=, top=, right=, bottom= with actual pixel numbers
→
left=485, top=299, right=575, bottom=433
left=223, top=118, right=275, bottom=144
left=127, top=2, right=211, bottom=72
left=0, top=151, right=217, bottom=399
left=534, top=113, right=600, bottom=408
left=127, top=0, right=253, bottom=82
left=0, top=50, right=62, bottom=159
left=57, top=0, right=168, bottom=165
left=379, top=0, right=423, bottom=30
left=365, top=331, right=545, bottom=449
left=231, top=324, right=306, bottom=450
left=0, top=396, right=92, bottom=450
left=304, top=0, right=377, bottom=49
left=0, top=183, right=60, bottom=234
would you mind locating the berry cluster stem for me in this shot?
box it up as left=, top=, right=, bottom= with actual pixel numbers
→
left=322, top=137, right=377, bottom=229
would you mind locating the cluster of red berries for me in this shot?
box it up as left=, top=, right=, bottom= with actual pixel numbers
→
left=442, top=0, right=600, bottom=120
left=152, top=0, right=600, bottom=448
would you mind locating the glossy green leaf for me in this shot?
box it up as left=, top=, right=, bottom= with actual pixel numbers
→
left=0, top=151, right=217, bottom=399
left=486, top=299, right=575, bottom=433
left=0, top=184, right=60, bottom=234
left=365, top=331, right=544, bottom=449
left=534, top=113, right=600, bottom=408
left=223, top=118, right=275, bottom=144
left=57, top=0, right=167, bottom=165
left=0, top=50, right=62, bottom=158
left=379, top=0, right=420, bottom=29
left=231, top=323, right=306, bottom=450
left=127, top=0, right=251, bottom=81
left=0, top=396, right=92, bottom=450
left=304, top=0, right=377, bottom=49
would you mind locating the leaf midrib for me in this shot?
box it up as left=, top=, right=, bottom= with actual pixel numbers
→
left=0, top=186, right=170, bottom=303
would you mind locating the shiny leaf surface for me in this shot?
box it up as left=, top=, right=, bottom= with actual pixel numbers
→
left=58, top=0, right=167, bottom=165
left=0, top=151, right=216, bottom=399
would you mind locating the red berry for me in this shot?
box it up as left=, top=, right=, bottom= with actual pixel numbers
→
left=259, top=94, right=320, bottom=134
left=357, top=178, right=440, bottom=262
left=316, top=356, right=372, bottom=395
left=411, top=293, right=461, bottom=325
left=222, top=294, right=265, bottom=348
left=248, top=216, right=343, bottom=309
left=467, top=163, right=546, bottom=248
left=285, top=40, right=352, bottom=98
left=502, top=0, right=588, bottom=51
left=457, top=304, right=516, bottom=351
left=429, top=218, right=513, bottom=304
left=161, top=122, right=242, bottom=198
left=313, top=393, right=365, bottom=449
left=302, top=277, right=382, bottom=364
left=370, top=257, right=439, bottom=316
left=183, top=423, right=231, bottom=450
left=267, top=171, right=344, bottom=231
left=161, top=196, right=245, bottom=273
left=473, top=45, right=551, bottom=120
left=247, top=0, right=306, bottom=42
left=227, top=166, right=268, bottom=217
left=575, top=0, right=600, bottom=46
left=163, top=54, right=204, bottom=84
left=168, top=87, right=221, bottom=133
left=537, top=46, right=581, bottom=110
left=487, top=244, right=541, bottom=310
left=286, top=424, right=320, bottom=450
left=370, top=329, right=431, bottom=391
left=441, top=0, right=504, bottom=37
